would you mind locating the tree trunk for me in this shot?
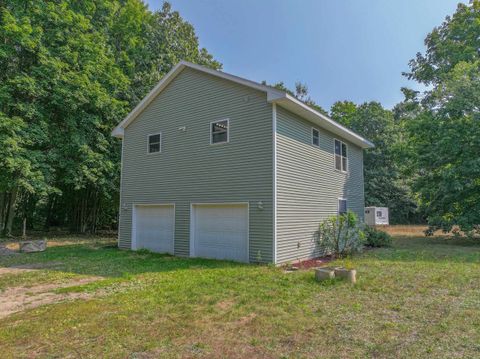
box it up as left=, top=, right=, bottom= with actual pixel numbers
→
left=4, top=187, right=18, bottom=237
left=91, top=190, right=99, bottom=234
left=80, top=195, right=87, bottom=233
left=0, top=192, right=5, bottom=234
left=22, top=217, right=26, bottom=239
left=43, top=194, right=56, bottom=231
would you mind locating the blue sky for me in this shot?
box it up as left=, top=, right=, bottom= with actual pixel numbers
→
left=146, top=0, right=466, bottom=110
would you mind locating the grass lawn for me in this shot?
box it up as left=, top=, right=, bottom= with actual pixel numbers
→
left=0, top=235, right=479, bottom=358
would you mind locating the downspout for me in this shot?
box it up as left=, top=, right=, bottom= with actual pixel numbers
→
left=272, top=103, right=277, bottom=264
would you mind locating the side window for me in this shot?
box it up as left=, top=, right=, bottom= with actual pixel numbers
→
left=334, top=139, right=348, bottom=172
left=338, top=199, right=347, bottom=215
left=210, top=119, right=229, bottom=144
left=147, top=133, right=161, bottom=154
left=312, top=128, right=320, bottom=147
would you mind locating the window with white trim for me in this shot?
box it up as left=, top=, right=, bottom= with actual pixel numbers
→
left=312, top=128, right=320, bottom=147
left=334, top=139, right=348, bottom=172
left=211, top=119, right=229, bottom=144
left=148, top=133, right=161, bottom=153
left=338, top=199, right=347, bottom=215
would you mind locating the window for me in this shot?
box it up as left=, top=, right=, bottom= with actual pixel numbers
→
left=312, top=128, right=320, bottom=146
left=376, top=210, right=382, bottom=218
left=338, top=199, right=347, bottom=215
left=334, top=139, right=348, bottom=172
left=148, top=133, right=161, bottom=153
left=210, top=119, right=229, bottom=144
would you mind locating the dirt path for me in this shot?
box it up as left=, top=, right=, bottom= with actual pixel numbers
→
left=0, top=276, right=101, bottom=318
left=0, top=262, right=64, bottom=275
left=0, top=245, right=18, bottom=256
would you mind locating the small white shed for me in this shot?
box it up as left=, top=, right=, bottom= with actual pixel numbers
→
left=364, top=207, right=389, bottom=226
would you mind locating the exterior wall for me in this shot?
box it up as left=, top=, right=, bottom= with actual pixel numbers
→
left=275, top=106, right=365, bottom=263
left=119, top=67, right=274, bottom=262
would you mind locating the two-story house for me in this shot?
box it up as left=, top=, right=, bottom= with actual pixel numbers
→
left=112, top=61, right=374, bottom=264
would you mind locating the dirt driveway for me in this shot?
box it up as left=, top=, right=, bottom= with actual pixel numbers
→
left=0, top=263, right=102, bottom=318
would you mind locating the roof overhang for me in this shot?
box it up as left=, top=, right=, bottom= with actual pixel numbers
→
left=112, top=61, right=374, bottom=149
left=271, top=94, right=374, bottom=149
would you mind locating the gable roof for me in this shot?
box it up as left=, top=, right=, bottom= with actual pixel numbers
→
left=112, top=61, right=374, bottom=149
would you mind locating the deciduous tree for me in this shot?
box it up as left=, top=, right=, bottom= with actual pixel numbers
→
left=401, top=1, right=480, bottom=233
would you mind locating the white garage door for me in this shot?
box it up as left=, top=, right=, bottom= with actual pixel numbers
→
left=192, top=203, right=249, bottom=262
left=133, top=205, right=174, bottom=254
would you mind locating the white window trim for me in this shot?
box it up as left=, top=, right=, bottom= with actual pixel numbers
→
left=147, top=132, right=162, bottom=154
left=337, top=197, right=347, bottom=215
left=210, top=118, right=230, bottom=145
left=334, top=138, right=348, bottom=173
left=311, top=127, right=320, bottom=147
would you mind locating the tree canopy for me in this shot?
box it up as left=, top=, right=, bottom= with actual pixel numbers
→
left=0, top=0, right=220, bottom=235
left=397, top=0, right=480, bottom=233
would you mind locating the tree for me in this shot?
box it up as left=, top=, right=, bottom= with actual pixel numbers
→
left=261, top=80, right=328, bottom=115
left=103, top=1, right=221, bottom=105
left=329, top=101, right=357, bottom=128
left=400, top=1, right=480, bottom=233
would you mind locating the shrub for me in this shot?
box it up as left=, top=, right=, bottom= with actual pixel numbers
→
left=364, top=226, right=392, bottom=247
left=316, top=211, right=365, bottom=257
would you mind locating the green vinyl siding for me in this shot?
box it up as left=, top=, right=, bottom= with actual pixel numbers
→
left=119, top=67, right=274, bottom=262
left=275, top=106, right=365, bottom=264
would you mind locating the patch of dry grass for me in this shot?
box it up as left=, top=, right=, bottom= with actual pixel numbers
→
left=380, top=224, right=451, bottom=237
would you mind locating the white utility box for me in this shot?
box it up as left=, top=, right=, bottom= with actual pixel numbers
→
left=364, top=207, right=389, bottom=226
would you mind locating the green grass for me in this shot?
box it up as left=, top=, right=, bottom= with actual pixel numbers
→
left=0, top=235, right=479, bottom=358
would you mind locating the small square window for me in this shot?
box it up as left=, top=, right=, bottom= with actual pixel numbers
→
left=312, top=128, right=320, bottom=146
left=211, top=119, right=229, bottom=144
left=376, top=211, right=382, bottom=218
left=148, top=133, right=161, bottom=153
left=334, top=139, right=348, bottom=172
left=338, top=199, right=347, bottom=215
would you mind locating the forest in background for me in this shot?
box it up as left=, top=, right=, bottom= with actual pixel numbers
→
left=1, top=0, right=479, bottom=236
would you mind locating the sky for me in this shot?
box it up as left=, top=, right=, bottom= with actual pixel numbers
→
left=145, top=0, right=466, bottom=110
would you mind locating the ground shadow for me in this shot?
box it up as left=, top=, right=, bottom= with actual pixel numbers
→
left=0, top=241, right=249, bottom=279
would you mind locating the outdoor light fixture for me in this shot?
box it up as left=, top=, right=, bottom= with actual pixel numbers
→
left=257, top=201, right=264, bottom=210
left=122, top=203, right=128, bottom=211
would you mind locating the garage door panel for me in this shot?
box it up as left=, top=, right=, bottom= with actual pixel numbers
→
left=193, top=204, right=248, bottom=262
left=134, top=205, right=174, bottom=254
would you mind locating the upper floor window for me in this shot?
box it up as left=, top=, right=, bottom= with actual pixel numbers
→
left=334, top=139, right=348, bottom=172
left=338, top=198, right=347, bottom=215
left=312, top=128, right=320, bottom=147
left=211, top=119, right=229, bottom=144
left=147, top=133, right=161, bottom=154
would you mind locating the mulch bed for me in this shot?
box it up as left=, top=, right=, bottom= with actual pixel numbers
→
left=288, top=256, right=333, bottom=270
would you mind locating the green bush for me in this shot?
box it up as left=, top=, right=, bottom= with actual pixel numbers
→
left=364, top=226, right=392, bottom=247
left=316, top=211, right=365, bottom=257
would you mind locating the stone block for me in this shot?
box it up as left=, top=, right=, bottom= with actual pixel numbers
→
left=315, top=267, right=336, bottom=281
left=19, top=240, right=47, bottom=253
